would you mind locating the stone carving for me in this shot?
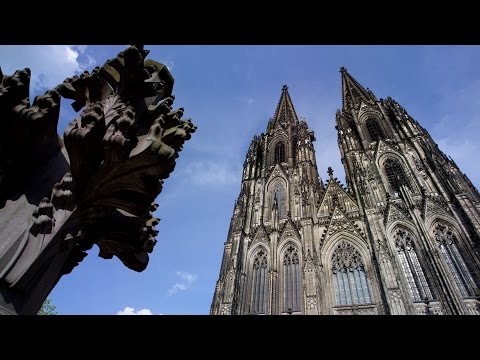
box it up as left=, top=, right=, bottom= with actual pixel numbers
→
left=464, top=299, right=480, bottom=315
left=306, top=297, right=317, bottom=309
left=386, top=202, right=412, bottom=226
left=0, top=45, right=196, bottom=314
left=220, top=304, right=232, bottom=315
left=304, top=249, right=315, bottom=272
left=334, top=308, right=354, bottom=315
left=424, top=197, right=448, bottom=219
left=411, top=153, right=428, bottom=180
left=355, top=307, right=377, bottom=315
left=0, top=68, right=62, bottom=200
left=325, top=207, right=365, bottom=240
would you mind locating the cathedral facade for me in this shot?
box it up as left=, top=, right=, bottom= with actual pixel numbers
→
left=210, top=68, right=480, bottom=315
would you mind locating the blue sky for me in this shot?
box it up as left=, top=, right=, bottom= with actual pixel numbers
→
left=1, top=45, right=480, bottom=314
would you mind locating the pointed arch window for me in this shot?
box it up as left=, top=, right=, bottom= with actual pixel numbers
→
left=274, top=142, right=285, bottom=164
left=251, top=250, right=268, bottom=314
left=384, top=158, right=409, bottom=194
left=283, top=245, right=301, bottom=312
left=366, top=118, right=384, bottom=142
left=332, top=241, right=372, bottom=305
left=272, top=182, right=286, bottom=219
left=394, top=229, right=434, bottom=302
left=433, top=223, right=476, bottom=298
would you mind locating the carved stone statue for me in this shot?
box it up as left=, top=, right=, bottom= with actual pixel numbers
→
left=0, top=45, right=196, bottom=314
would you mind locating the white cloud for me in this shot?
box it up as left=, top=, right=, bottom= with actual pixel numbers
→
left=117, top=306, right=154, bottom=315
left=167, top=283, right=187, bottom=296
left=167, top=271, right=198, bottom=296
left=177, top=271, right=198, bottom=283
left=0, top=45, right=96, bottom=94
left=247, top=97, right=255, bottom=105
left=181, top=160, right=240, bottom=186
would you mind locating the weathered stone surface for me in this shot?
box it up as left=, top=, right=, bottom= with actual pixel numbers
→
left=0, top=45, right=196, bottom=314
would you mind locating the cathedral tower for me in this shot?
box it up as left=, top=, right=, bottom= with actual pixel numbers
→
left=211, top=72, right=480, bottom=315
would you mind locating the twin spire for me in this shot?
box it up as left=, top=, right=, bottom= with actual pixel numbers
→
left=270, top=69, right=374, bottom=129
left=340, top=67, right=377, bottom=112
left=270, top=84, right=300, bottom=129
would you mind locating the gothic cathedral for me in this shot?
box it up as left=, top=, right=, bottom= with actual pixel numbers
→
left=210, top=68, right=480, bottom=315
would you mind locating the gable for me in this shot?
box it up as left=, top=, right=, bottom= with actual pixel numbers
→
left=266, top=163, right=289, bottom=186
left=321, top=206, right=366, bottom=244
left=317, top=179, right=359, bottom=218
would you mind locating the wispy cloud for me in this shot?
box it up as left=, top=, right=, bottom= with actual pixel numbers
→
left=167, top=271, right=198, bottom=296
left=247, top=97, right=255, bottom=105
left=181, top=160, right=240, bottom=186
left=117, top=306, right=154, bottom=315
left=0, top=45, right=97, bottom=96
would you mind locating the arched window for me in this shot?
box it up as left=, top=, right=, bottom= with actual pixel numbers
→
left=272, top=182, right=286, bottom=219
left=274, top=142, right=285, bottom=164
left=394, top=229, right=434, bottom=302
left=366, top=118, right=384, bottom=142
left=332, top=241, right=372, bottom=305
left=384, top=158, right=409, bottom=194
left=251, top=250, right=268, bottom=314
left=283, top=245, right=301, bottom=312
left=433, top=223, right=476, bottom=298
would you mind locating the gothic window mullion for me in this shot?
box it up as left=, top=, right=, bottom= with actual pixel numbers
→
left=259, top=263, right=264, bottom=313
left=342, top=270, right=352, bottom=304
left=447, top=243, right=475, bottom=297
left=443, top=245, right=468, bottom=297
left=274, top=142, right=285, bottom=164
left=384, top=158, right=409, bottom=194
left=347, top=268, right=358, bottom=304
left=295, top=259, right=301, bottom=310
left=333, top=270, right=341, bottom=305
left=366, top=118, right=384, bottom=142
left=292, top=259, right=297, bottom=310
left=251, top=251, right=268, bottom=314
left=398, top=248, right=421, bottom=301
left=332, top=241, right=373, bottom=306
left=433, top=223, right=478, bottom=299
left=283, top=247, right=301, bottom=312
left=284, top=256, right=290, bottom=311
left=404, top=246, right=429, bottom=301
left=354, top=268, right=364, bottom=303
left=360, top=269, right=372, bottom=303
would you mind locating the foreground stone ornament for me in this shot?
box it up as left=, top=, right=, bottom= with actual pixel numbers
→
left=0, top=45, right=196, bottom=314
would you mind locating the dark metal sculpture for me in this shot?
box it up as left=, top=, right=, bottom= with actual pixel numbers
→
left=0, top=45, right=196, bottom=314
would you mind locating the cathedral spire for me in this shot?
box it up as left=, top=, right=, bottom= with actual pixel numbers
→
left=340, top=67, right=376, bottom=112
left=269, top=84, right=299, bottom=131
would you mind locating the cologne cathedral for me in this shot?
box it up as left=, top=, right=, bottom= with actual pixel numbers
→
left=210, top=68, right=480, bottom=315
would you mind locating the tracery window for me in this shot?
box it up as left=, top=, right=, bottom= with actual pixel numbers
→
left=384, top=158, right=409, bottom=194
left=272, top=182, right=286, bottom=219
left=332, top=241, right=372, bottom=305
left=251, top=250, right=268, bottom=314
left=283, top=245, right=301, bottom=312
left=274, top=142, right=285, bottom=164
left=394, top=229, right=434, bottom=302
left=366, top=118, right=384, bottom=142
left=433, top=223, right=476, bottom=297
